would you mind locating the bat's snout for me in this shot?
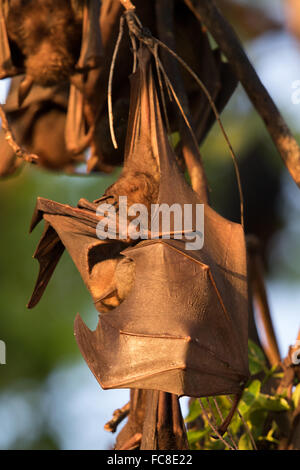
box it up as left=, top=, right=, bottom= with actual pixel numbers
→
left=25, top=43, right=76, bottom=86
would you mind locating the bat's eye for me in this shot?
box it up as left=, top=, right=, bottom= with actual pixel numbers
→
left=32, top=24, right=49, bottom=42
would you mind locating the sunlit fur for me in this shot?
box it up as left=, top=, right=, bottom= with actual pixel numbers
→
left=7, top=0, right=82, bottom=85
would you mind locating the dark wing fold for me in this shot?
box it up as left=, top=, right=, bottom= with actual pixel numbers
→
left=27, top=224, right=65, bottom=308
left=0, top=0, right=22, bottom=79
left=74, top=236, right=249, bottom=397
left=75, top=0, right=102, bottom=71
left=28, top=196, right=130, bottom=307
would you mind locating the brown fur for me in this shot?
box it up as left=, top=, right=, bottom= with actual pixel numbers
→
left=7, top=0, right=82, bottom=85
left=91, top=169, right=159, bottom=313
left=105, top=170, right=159, bottom=215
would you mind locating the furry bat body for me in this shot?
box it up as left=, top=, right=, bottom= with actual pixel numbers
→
left=6, top=0, right=83, bottom=87
left=0, top=0, right=103, bottom=172
left=0, top=76, right=85, bottom=176
left=3, top=0, right=102, bottom=82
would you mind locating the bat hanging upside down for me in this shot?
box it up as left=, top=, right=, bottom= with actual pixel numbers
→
left=6, top=0, right=82, bottom=86
left=27, top=165, right=160, bottom=314
left=1, top=0, right=102, bottom=103
left=27, top=47, right=161, bottom=313
left=26, top=46, right=249, bottom=446
left=88, top=169, right=160, bottom=312
left=28, top=47, right=249, bottom=402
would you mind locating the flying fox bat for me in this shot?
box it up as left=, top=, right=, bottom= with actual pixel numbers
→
left=0, top=0, right=102, bottom=171
left=0, top=0, right=102, bottom=147
left=28, top=47, right=249, bottom=419
left=74, top=47, right=249, bottom=405
left=0, top=76, right=86, bottom=176
left=1, top=0, right=102, bottom=87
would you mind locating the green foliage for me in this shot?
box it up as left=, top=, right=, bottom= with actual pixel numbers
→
left=0, top=165, right=119, bottom=448
left=293, top=384, right=300, bottom=408
left=186, top=341, right=295, bottom=450
left=248, top=339, right=268, bottom=375
left=238, top=433, right=253, bottom=450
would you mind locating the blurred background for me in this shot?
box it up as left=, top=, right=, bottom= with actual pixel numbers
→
left=0, top=0, right=300, bottom=449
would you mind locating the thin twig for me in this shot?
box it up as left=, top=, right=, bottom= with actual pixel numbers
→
left=212, top=397, right=238, bottom=450
left=206, top=398, right=217, bottom=426
left=198, top=399, right=235, bottom=450
left=227, top=395, right=257, bottom=450
left=108, top=15, right=125, bottom=149
left=0, top=105, right=39, bottom=165
left=184, top=0, right=300, bottom=189
left=156, top=38, right=244, bottom=227
left=153, top=43, right=171, bottom=135
left=104, top=401, right=130, bottom=433
left=119, top=0, right=135, bottom=11
left=157, top=58, right=199, bottom=155
left=246, top=235, right=281, bottom=367
left=122, top=10, right=244, bottom=226
left=154, top=0, right=209, bottom=203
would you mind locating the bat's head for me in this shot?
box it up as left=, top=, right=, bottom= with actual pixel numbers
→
left=105, top=169, right=160, bottom=217
left=7, top=0, right=82, bottom=86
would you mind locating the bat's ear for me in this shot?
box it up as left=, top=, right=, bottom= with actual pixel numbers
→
left=75, top=0, right=103, bottom=71
left=0, top=0, right=17, bottom=79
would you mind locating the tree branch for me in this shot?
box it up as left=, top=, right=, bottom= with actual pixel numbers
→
left=104, top=401, right=130, bottom=433
left=155, top=0, right=209, bottom=203
left=119, top=0, right=135, bottom=12
left=247, top=235, right=281, bottom=367
left=0, top=105, right=39, bottom=165
left=184, top=0, right=300, bottom=188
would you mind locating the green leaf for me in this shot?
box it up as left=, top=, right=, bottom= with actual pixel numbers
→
left=256, top=393, right=290, bottom=412
left=187, top=429, right=209, bottom=445
left=262, top=364, right=280, bottom=387
left=248, top=379, right=262, bottom=396
left=238, top=433, right=253, bottom=450
left=263, top=421, right=279, bottom=444
left=248, top=409, right=268, bottom=439
left=228, top=412, right=243, bottom=435
left=185, top=399, right=201, bottom=423
left=248, top=339, right=267, bottom=375
left=293, top=383, right=300, bottom=408
left=239, top=379, right=261, bottom=415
